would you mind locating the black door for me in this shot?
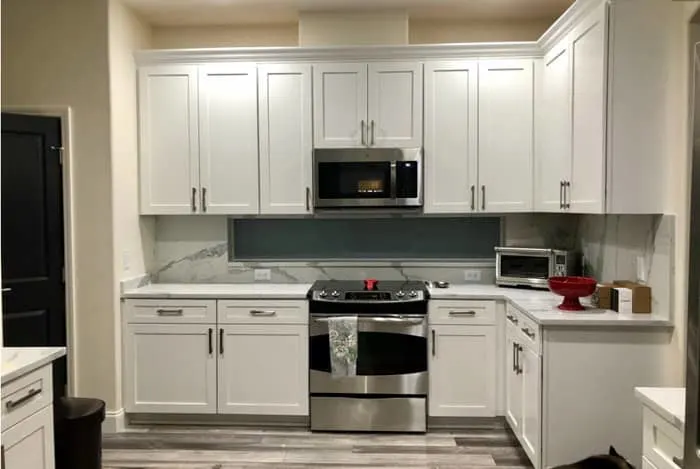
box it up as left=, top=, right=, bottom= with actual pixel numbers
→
left=1, top=113, right=67, bottom=398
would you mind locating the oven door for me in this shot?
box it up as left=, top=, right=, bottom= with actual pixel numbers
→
left=309, top=314, right=427, bottom=396
left=313, top=148, right=422, bottom=208
left=496, top=249, right=554, bottom=288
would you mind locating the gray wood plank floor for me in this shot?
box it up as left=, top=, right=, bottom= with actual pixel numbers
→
left=102, top=420, right=531, bottom=469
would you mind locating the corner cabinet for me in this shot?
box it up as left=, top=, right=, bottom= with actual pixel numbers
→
left=313, top=62, right=423, bottom=149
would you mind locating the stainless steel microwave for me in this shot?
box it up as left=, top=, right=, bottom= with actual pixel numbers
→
left=313, top=148, right=422, bottom=209
left=495, top=247, right=579, bottom=289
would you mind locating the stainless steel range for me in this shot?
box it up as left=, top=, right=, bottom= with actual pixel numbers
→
left=307, top=279, right=429, bottom=433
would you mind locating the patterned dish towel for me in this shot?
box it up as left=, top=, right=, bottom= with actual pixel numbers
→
left=327, top=316, right=358, bottom=377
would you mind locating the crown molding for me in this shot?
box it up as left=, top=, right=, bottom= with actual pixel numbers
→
left=537, top=0, right=608, bottom=52
left=135, top=42, right=543, bottom=66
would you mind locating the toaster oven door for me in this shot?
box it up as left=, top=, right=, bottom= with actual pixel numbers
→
left=497, top=251, right=553, bottom=288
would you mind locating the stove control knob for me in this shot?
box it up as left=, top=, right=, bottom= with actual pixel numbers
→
left=331, top=290, right=340, bottom=298
left=319, top=290, right=328, bottom=298
left=409, top=290, right=418, bottom=297
left=396, top=290, right=405, bottom=298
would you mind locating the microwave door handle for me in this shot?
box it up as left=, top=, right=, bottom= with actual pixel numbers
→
left=390, top=162, right=397, bottom=200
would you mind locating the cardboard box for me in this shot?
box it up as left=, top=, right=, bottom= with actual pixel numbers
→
left=612, top=281, right=652, bottom=314
left=595, top=283, right=617, bottom=309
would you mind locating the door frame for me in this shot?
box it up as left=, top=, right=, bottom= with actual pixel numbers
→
left=2, top=105, right=77, bottom=396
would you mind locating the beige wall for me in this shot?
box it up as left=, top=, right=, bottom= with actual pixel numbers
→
left=2, top=0, right=117, bottom=408
left=109, top=0, right=154, bottom=412
left=151, top=23, right=298, bottom=48
left=299, top=11, right=408, bottom=46
left=409, top=19, right=551, bottom=43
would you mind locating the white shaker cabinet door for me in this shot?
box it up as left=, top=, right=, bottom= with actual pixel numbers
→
left=429, top=325, right=496, bottom=417
left=569, top=5, right=607, bottom=213
left=505, top=326, right=523, bottom=434
left=124, top=324, right=217, bottom=414
left=139, top=65, right=199, bottom=214
left=218, top=324, right=309, bottom=416
left=2, top=405, right=55, bottom=469
left=367, top=62, right=423, bottom=148
left=536, top=41, right=572, bottom=212
left=259, top=64, right=313, bottom=215
left=198, top=64, right=259, bottom=215
left=313, top=63, right=368, bottom=148
left=478, top=60, right=534, bottom=212
left=520, top=344, right=542, bottom=469
left=423, top=61, right=479, bottom=213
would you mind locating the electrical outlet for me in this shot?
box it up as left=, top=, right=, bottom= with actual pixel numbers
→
left=636, top=256, right=647, bottom=283
left=254, top=269, right=271, bottom=281
left=463, top=269, right=482, bottom=282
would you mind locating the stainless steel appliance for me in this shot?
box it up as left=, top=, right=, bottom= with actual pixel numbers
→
left=495, top=247, right=578, bottom=289
left=683, top=32, right=700, bottom=469
left=313, top=148, right=422, bottom=208
left=308, top=280, right=429, bottom=432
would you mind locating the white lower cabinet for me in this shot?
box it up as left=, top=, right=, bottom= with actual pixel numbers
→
left=429, top=325, right=496, bottom=417
left=124, top=323, right=217, bottom=414
left=505, top=324, right=522, bottom=432
left=520, top=344, right=541, bottom=468
left=2, top=406, right=55, bottom=469
left=218, top=324, right=308, bottom=415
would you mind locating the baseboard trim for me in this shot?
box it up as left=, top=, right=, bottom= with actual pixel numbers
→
left=103, top=408, right=126, bottom=433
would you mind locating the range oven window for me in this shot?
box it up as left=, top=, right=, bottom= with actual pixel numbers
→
left=500, top=255, right=549, bottom=279
left=317, top=162, right=391, bottom=200
left=310, top=331, right=427, bottom=376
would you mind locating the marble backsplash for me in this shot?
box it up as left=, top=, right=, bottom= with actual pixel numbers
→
left=135, top=213, right=674, bottom=320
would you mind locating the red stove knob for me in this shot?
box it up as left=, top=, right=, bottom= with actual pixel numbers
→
left=364, top=278, right=378, bottom=291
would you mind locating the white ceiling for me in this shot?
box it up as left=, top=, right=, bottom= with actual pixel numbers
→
left=123, top=0, right=574, bottom=27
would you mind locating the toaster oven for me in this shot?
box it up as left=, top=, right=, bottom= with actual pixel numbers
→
left=495, top=247, right=579, bottom=289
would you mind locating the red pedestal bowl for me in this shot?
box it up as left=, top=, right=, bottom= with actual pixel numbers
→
left=548, top=276, right=597, bottom=311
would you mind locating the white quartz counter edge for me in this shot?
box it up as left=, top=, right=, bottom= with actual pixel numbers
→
left=122, top=283, right=673, bottom=327
left=635, top=387, right=685, bottom=430
left=2, top=347, right=66, bottom=385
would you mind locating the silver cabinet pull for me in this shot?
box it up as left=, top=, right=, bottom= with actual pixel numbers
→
left=516, top=344, right=523, bottom=374
left=521, top=327, right=536, bottom=339
left=305, top=187, right=311, bottom=212
left=360, top=120, right=366, bottom=146
left=673, top=457, right=684, bottom=468
left=512, top=343, right=517, bottom=372
left=191, top=187, right=197, bottom=212
left=481, top=185, right=486, bottom=210
left=449, top=311, right=476, bottom=317
left=156, top=308, right=184, bottom=316
left=506, top=314, right=519, bottom=325
left=370, top=120, right=375, bottom=145
left=250, top=310, right=276, bottom=316
left=470, top=185, right=475, bottom=211
left=201, top=187, right=207, bottom=213
left=6, top=388, right=41, bottom=411
left=219, top=328, right=224, bottom=355
left=560, top=181, right=565, bottom=209
left=208, top=328, right=213, bottom=355
left=564, top=181, right=571, bottom=209
left=432, top=329, right=436, bottom=357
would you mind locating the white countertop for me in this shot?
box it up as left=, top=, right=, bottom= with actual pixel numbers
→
left=635, top=387, right=685, bottom=430
left=123, top=283, right=314, bottom=300
left=1, top=347, right=66, bottom=385
left=123, top=282, right=672, bottom=327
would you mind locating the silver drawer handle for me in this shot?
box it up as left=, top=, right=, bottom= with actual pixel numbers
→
left=449, top=311, right=476, bottom=317
left=156, top=308, right=184, bottom=316
left=250, top=310, right=276, bottom=317
left=521, top=327, right=536, bottom=339
left=506, top=314, right=519, bottom=324
left=6, top=388, right=41, bottom=411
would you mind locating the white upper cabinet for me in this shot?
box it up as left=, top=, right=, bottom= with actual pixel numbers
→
left=367, top=62, right=423, bottom=148
left=536, top=42, right=572, bottom=212
left=478, top=60, right=534, bottom=212
left=139, top=65, right=199, bottom=215
left=568, top=6, right=607, bottom=213
left=258, top=64, right=313, bottom=215
left=313, top=63, right=367, bottom=148
left=198, top=64, right=259, bottom=215
left=423, top=61, right=479, bottom=214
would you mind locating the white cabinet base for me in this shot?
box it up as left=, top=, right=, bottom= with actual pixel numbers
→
left=2, top=400, right=55, bottom=469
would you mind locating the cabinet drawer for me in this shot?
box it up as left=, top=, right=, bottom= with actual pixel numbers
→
left=429, top=300, right=496, bottom=325
left=124, top=299, right=216, bottom=324
left=506, top=304, right=541, bottom=355
left=1, top=365, right=53, bottom=432
left=643, top=407, right=683, bottom=469
left=218, top=300, right=308, bottom=325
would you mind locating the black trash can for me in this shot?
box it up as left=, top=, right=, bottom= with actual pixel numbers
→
left=55, top=397, right=106, bottom=469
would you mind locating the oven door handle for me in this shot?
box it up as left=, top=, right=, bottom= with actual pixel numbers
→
left=312, top=316, right=424, bottom=325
